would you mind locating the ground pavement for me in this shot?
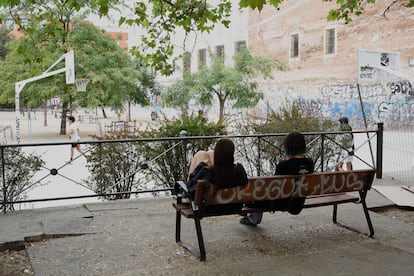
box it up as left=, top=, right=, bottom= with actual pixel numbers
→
left=1, top=110, right=414, bottom=275
left=0, top=183, right=414, bottom=275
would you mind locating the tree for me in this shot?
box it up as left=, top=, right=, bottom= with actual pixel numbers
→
left=0, top=19, right=147, bottom=133
left=0, top=147, right=45, bottom=211
left=163, top=48, right=286, bottom=123
left=69, top=20, right=148, bottom=120
left=0, top=37, right=59, bottom=118
left=85, top=113, right=226, bottom=197
left=235, top=104, right=337, bottom=175
left=0, top=27, right=10, bottom=59
left=137, top=113, right=227, bottom=189
left=0, top=0, right=118, bottom=133
left=85, top=137, right=146, bottom=200
left=125, top=66, right=154, bottom=122
left=2, top=0, right=410, bottom=76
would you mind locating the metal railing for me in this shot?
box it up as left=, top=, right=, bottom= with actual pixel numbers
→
left=1, top=124, right=383, bottom=213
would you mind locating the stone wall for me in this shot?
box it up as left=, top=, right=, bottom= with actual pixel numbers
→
left=248, top=0, right=414, bottom=128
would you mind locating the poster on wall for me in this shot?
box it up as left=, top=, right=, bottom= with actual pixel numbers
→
left=358, top=49, right=400, bottom=82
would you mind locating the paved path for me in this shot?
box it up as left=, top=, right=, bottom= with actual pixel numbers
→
left=0, top=108, right=159, bottom=144
left=1, top=187, right=413, bottom=275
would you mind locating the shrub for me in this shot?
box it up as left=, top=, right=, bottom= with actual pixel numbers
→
left=137, top=112, right=226, bottom=190
left=0, top=147, right=44, bottom=211
left=236, top=105, right=337, bottom=175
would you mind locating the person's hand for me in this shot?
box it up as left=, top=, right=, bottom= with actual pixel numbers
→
left=349, top=151, right=354, bottom=156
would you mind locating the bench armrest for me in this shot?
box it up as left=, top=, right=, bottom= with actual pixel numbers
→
left=175, top=181, right=192, bottom=204
left=175, top=181, right=188, bottom=193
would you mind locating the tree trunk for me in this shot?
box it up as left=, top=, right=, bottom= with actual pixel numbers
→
left=128, top=101, right=131, bottom=121
left=101, top=107, right=107, bottom=118
left=60, top=102, right=69, bottom=135
left=218, top=97, right=225, bottom=123
left=43, top=99, right=48, bottom=127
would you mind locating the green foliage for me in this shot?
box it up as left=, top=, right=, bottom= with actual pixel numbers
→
left=137, top=113, right=226, bottom=189
left=237, top=105, right=337, bottom=174
left=84, top=113, right=225, bottom=196
left=85, top=137, right=145, bottom=200
left=0, top=147, right=45, bottom=211
left=0, top=18, right=148, bottom=134
left=124, top=0, right=232, bottom=75
left=0, top=27, right=10, bottom=59
left=163, top=48, right=282, bottom=122
left=2, top=0, right=407, bottom=75
left=69, top=20, right=147, bottom=112
left=0, top=39, right=59, bottom=108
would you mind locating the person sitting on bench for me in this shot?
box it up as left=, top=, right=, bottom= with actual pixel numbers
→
left=186, top=138, right=248, bottom=209
left=240, top=132, right=314, bottom=226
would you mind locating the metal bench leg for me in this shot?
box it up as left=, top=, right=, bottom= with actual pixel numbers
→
left=176, top=210, right=181, bottom=242
left=194, top=217, right=206, bottom=261
left=359, top=191, right=375, bottom=237
left=332, top=204, right=338, bottom=223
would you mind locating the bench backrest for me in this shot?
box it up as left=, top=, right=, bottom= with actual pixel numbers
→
left=194, top=169, right=376, bottom=206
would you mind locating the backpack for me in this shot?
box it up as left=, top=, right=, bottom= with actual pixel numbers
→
left=187, top=162, right=211, bottom=198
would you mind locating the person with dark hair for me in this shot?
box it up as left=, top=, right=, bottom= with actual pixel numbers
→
left=67, top=116, right=88, bottom=162
left=337, top=116, right=354, bottom=171
left=240, top=132, right=314, bottom=226
left=186, top=138, right=248, bottom=199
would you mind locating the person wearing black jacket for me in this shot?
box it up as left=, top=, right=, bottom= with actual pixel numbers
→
left=240, top=132, right=314, bottom=226
left=186, top=138, right=248, bottom=200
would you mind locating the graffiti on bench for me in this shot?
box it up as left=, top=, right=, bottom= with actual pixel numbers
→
left=203, top=171, right=373, bottom=205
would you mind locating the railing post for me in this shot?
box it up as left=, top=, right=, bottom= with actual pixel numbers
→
left=257, top=137, right=262, bottom=176
left=1, top=146, right=6, bottom=213
left=180, top=131, right=188, bottom=181
left=99, top=143, right=103, bottom=194
left=321, top=134, right=325, bottom=172
left=376, top=122, right=383, bottom=178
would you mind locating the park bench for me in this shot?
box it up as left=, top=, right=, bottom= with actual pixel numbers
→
left=172, top=169, right=376, bottom=261
left=78, top=114, right=97, bottom=124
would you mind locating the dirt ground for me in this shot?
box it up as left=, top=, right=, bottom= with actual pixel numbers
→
left=0, top=249, right=34, bottom=276
left=0, top=207, right=413, bottom=275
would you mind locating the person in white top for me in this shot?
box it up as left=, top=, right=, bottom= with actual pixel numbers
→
left=67, top=116, right=88, bottom=161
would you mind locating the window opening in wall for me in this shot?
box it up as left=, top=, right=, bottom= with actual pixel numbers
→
left=235, top=41, right=246, bottom=52
left=5, top=18, right=15, bottom=30
left=198, top=48, right=206, bottom=70
left=183, top=52, right=191, bottom=75
left=172, top=60, right=176, bottom=73
left=19, top=16, right=29, bottom=28
left=290, top=34, right=299, bottom=58
left=325, top=28, right=336, bottom=55
left=216, top=45, right=225, bottom=62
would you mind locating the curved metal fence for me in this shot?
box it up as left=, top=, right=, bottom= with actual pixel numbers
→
left=1, top=125, right=383, bottom=213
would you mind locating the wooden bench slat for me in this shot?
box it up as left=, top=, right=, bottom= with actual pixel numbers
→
left=198, top=169, right=376, bottom=206
left=304, top=193, right=359, bottom=208
left=172, top=203, right=194, bottom=218
left=173, top=169, right=376, bottom=261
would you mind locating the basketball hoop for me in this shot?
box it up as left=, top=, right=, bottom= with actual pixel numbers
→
left=75, top=78, right=90, bottom=92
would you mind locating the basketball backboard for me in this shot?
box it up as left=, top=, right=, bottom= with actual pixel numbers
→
left=65, top=50, right=75, bottom=84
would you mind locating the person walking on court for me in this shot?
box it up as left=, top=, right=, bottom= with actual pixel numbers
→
left=67, top=116, right=88, bottom=162
left=337, top=116, right=354, bottom=171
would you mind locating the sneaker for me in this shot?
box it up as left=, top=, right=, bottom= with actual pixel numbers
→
left=239, top=217, right=257, bottom=227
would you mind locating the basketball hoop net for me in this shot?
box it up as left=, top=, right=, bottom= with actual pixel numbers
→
left=75, top=78, right=90, bottom=92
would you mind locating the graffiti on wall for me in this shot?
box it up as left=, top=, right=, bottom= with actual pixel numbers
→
left=255, top=80, right=414, bottom=128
